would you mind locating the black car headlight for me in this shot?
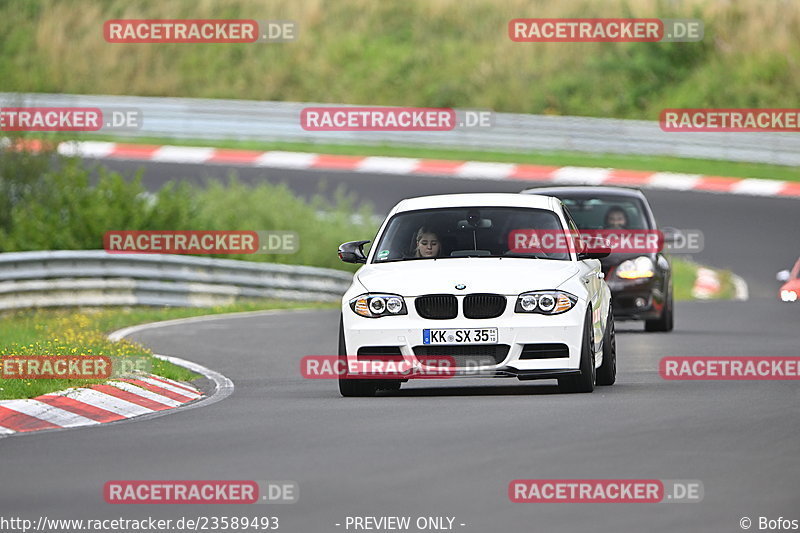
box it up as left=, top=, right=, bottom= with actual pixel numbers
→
left=515, top=291, right=578, bottom=315
left=349, top=293, right=407, bottom=318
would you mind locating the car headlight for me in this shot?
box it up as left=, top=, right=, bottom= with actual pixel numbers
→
left=515, top=291, right=577, bottom=315
left=350, top=293, right=407, bottom=318
left=616, top=256, right=656, bottom=279
left=781, top=290, right=798, bottom=302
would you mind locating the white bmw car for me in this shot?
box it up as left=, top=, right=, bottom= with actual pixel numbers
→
left=336, top=193, right=616, bottom=396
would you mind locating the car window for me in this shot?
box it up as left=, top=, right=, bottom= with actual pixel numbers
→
left=371, top=207, right=570, bottom=262
left=557, top=196, right=651, bottom=230
left=561, top=205, right=585, bottom=255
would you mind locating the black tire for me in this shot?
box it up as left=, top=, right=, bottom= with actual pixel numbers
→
left=645, top=286, right=674, bottom=332
left=338, top=315, right=377, bottom=397
left=596, top=307, right=616, bottom=386
left=558, top=309, right=596, bottom=393
left=377, top=380, right=402, bottom=392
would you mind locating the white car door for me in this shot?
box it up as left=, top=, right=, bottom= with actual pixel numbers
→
left=564, top=207, right=606, bottom=350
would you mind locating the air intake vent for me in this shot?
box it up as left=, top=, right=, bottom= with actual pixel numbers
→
left=356, top=346, right=404, bottom=362
left=520, top=343, right=569, bottom=359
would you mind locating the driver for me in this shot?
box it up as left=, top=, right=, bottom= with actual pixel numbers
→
left=604, top=206, right=629, bottom=229
left=410, top=226, right=441, bottom=258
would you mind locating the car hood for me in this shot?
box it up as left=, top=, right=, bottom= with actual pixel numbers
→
left=356, top=258, right=580, bottom=296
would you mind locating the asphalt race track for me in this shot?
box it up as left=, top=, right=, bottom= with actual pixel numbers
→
left=3, top=158, right=799, bottom=533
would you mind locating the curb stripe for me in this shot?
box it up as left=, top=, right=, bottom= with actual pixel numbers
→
left=147, top=375, right=202, bottom=395
left=413, top=159, right=464, bottom=174
left=108, top=144, right=161, bottom=159
left=45, top=387, right=155, bottom=417
left=0, top=405, right=60, bottom=432
left=1, top=400, right=97, bottom=428
left=110, top=381, right=183, bottom=407
left=135, top=376, right=201, bottom=399
left=208, top=148, right=263, bottom=163
left=311, top=154, right=363, bottom=169
left=509, top=164, right=561, bottom=181
left=90, top=384, right=173, bottom=411
left=14, top=140, right=800, bottom=199
left=152, top=146, right=215, bottom=163
left=119, top=378, right=195, bottom=403
left=34, top=394, right=125, bottom=423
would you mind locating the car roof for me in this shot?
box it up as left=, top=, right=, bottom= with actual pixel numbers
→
left=392, top=193, right=559, bottom=214
left=521, top=185, right=647, bottom=200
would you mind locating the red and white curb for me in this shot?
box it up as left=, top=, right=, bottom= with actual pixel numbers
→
left=691, top=267, right=748, bottom=301
left=0, top=313, right=240, bottom=437
left=41, top=140, right=800, bottom=199
left=692, top=267, right=723, bottom=299
left=0, top=374, right=202, bottom=435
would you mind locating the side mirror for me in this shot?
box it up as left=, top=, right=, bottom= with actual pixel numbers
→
left=577, top=234, right=611, bottom=259
left=777, top=270, right=791, bottom=283
left=338, top=240, right=370, bottom=264
left=578, top=249, right=611, bottom=260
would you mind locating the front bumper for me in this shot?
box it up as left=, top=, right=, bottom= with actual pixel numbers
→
left=341, top=305, right=586, bottom=379
left=606, top=277, right=664, bottom=320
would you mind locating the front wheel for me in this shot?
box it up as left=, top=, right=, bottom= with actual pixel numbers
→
left=338, top=316, right=377, bottom=397
left=558, top=309, right=596, bottom=393
left=645, top=287, right=674, bottom=332
left=596, top=307, right=616, bottom=386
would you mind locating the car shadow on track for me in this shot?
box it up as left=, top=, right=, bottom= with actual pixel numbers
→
left=379, top=384, right=585, bottom=397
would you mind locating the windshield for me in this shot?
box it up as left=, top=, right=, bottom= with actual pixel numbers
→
left=558, top=196, right=651, bottom=230
left=371, top=207, right=569, bottom=263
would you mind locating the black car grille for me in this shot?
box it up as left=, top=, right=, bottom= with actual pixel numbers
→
left=463, top=293, right=506, bottom=319
left=415, top=294, right=458, bottom=319
left=520, top=343, right=569, bottom=359
left=413, top=344, right=510, bottom=366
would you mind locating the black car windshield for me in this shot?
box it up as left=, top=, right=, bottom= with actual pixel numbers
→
left=371, top=206, right=570, bottom=263
left=558, top=196, right=651, bottom=230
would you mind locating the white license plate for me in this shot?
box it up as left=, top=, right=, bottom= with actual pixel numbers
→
left=423, top=328, right=498, bottom=345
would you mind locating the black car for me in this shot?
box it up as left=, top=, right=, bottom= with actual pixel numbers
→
left=522, top=186, right=674, bottom=332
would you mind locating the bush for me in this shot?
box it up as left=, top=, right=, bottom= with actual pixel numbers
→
left=0, top=148, right=378, bottom=270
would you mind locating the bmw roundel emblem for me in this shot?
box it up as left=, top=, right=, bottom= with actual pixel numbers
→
left=455, top=283, right=466, bottom=290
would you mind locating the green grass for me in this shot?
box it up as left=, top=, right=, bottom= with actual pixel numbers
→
left=1, top=0, right=798, bottom=122
left=0, top=300, right=336, bottom=400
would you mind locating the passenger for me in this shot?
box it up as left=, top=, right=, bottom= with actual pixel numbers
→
left=411, top=227, right=441, bottom=258
left=604, top=206, right=629, bottom=229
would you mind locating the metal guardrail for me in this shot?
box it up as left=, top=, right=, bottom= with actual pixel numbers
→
left=2, top=92, right=798, bottom=166
left=0, top=250, right=353, bottom=309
